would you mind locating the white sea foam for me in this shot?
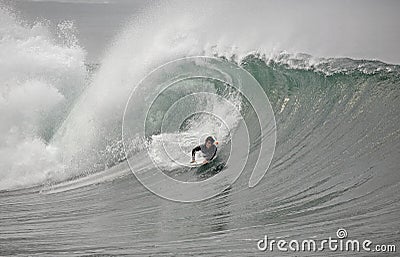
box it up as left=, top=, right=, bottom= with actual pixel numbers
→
left=2, top=1, right=398, bottom=190
left=0, top=8, right=86, bottom=190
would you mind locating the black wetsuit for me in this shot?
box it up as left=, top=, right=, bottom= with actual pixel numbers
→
left=192, top=144, right=217, bottom=161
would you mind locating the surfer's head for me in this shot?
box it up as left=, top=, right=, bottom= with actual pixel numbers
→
left=205, top=136, right=215, bottom=148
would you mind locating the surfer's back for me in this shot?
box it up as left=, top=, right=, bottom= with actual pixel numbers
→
left=200, top=144, right=217, bottom=161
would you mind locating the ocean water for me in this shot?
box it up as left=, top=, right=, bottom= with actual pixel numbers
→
left=1, top=1, right=399, bottom=256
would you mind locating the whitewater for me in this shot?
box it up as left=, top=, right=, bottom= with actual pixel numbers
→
left=0, top=1, right=399, bottom=256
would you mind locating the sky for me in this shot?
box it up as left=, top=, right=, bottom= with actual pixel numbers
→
left=6, top=0, right=400, bottom=64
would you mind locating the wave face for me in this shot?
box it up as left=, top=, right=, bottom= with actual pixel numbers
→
left=0, top=1, right=399, bottom=256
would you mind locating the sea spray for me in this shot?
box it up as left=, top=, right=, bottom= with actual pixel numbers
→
left=0, top=8, right=86, bottom=190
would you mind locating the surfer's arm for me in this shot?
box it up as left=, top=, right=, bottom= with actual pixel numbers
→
left=191, top=146, right=201, bottom=161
